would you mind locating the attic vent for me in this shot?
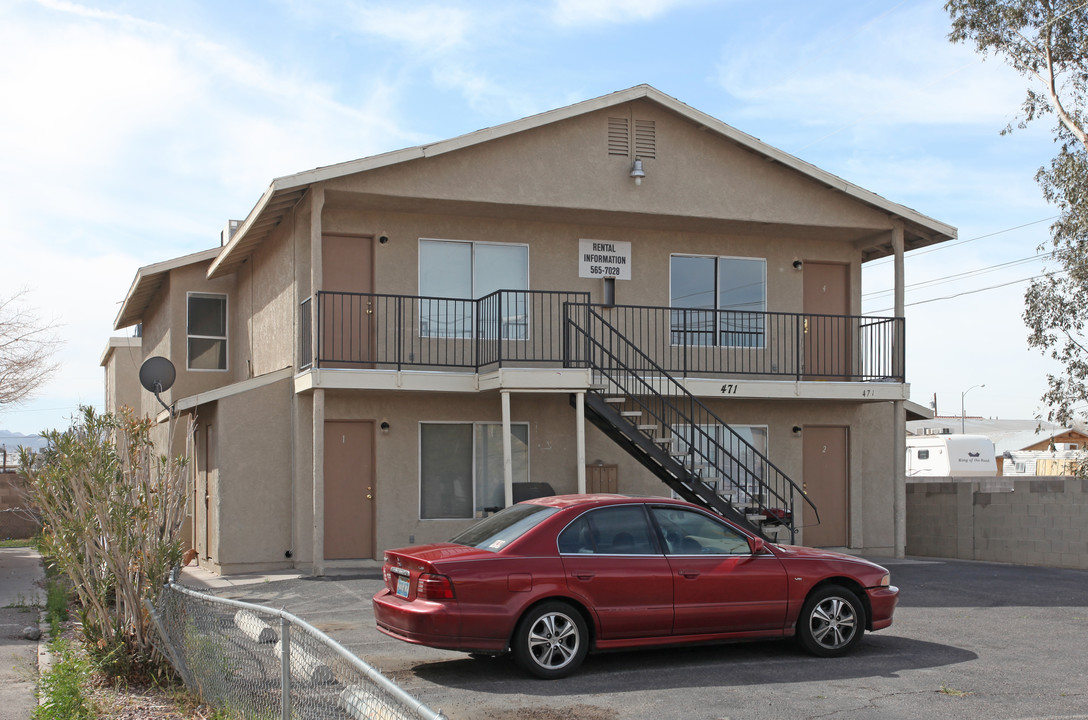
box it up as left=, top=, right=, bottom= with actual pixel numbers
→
left=607, top=117, right=629, bottom=156
left=634, top=119, right=656, bottom=159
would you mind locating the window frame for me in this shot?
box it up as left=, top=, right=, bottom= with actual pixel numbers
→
left=672, top=423, right=768, bottom=503
left=417, top=238, right=530, bottom=340
left=669, top=253, right=767, bottom=348
left=418, top=420, right=531, bottom=520
left=186, top=292, right=228, bottom=372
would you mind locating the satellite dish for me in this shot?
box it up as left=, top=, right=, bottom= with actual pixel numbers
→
left=139, top=356, right=176, bottom=416
left=139, top=356, right=176, bottom=393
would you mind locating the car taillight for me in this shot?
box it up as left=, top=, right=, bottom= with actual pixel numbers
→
left=417, top=573, right=455, bottom=600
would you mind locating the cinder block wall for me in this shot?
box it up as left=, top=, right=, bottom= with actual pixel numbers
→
left=906, top=477, right=1088, bottom=570
left=0, top=471, right=40, bottom=539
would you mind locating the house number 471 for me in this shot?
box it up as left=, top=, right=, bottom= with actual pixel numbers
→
left=720, top=384, right=739, bottom=395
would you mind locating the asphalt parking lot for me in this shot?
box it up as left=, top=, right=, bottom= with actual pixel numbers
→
left=204, top=557, right=1088, bottom=720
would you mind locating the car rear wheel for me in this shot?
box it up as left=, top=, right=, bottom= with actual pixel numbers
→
left=512, top=601, right=588, bottom=679
left=797, top=585, right=865, bottom=657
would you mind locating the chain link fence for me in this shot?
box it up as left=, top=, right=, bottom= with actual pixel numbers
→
left=147, top=576, right=447, bottom=720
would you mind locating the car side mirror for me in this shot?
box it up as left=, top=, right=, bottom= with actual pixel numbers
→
left=748, top=536, right=766, bottom=555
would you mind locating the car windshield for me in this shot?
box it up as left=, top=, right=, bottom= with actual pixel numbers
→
left=449, top=503, right=559, bottom=552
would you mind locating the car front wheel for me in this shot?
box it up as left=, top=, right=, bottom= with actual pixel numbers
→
left=512, top=601, right=588, bottom=679
left=797, top=585, right=865, bottom=657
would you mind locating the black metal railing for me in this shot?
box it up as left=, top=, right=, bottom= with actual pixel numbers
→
left=564, top=303, right=818, bottom=540
left=305, top=291, right=904, bottom=382
left=602, top=304, right=903, bottom=381
left=309, top=290, right=590, bottom=370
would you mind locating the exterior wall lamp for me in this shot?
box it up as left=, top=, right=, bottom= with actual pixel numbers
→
left=629, top=158, right=646, bottom=186
left=793, top=260, right=803, bottom=270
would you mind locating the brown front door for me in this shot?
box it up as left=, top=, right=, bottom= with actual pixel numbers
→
left=801, top=425, right=849, bottom=547
left=323, top=420, right=375, bottom=560
left=803, top=262, right=850, bottom=379
left=321, top=235, right=374, bottom=367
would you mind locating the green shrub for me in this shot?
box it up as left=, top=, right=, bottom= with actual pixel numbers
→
left=34, top=640, right=95, bottom=720
left=20, top=406, right=193, bottom=678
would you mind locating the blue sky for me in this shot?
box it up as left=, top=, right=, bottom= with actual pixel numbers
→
left=0, top=0, right=1065, bottom=440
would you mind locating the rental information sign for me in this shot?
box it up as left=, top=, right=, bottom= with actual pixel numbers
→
left=578, top=239, right=631, bottom=280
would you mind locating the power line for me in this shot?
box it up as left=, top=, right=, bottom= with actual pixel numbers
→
left=865, top=216, right=1058, bottom=268
left=866, top=269, right=1063, bottom=313
left=863, top=251, right=1054, bottom=298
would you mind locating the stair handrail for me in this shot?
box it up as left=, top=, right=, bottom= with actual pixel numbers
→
left=565, top=302, right=819, bottom=531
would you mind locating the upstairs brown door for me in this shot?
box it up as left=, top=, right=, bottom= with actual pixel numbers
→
left=803, top=261, right=850, bottom=380
left=323, top=420, right=375, bottom=560
left=321, top=234, right=374, bottom=368
left=801, top=425, right=849, bottom=547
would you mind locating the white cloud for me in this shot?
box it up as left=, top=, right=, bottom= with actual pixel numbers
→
left=716, top=5, right=1029, bottom=131
left=551, top=0, right=703, bottom=26
left=350, top=5, right=471, bottom=53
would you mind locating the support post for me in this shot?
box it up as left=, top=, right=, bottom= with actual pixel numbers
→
left=576, top=391, right=586, bottom=493
left=313, top=389, right=325, bottom=576
left=280, top=617, right=291, bottom=720
left=891, top=221, right=907, bottom=558
left=502, top=391, right=514, bottom=508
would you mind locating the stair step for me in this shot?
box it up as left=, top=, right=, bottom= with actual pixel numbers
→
left=637, top=424, right=657, bottom=432
left=604, top=397, right=626, bottom=404
left=620, top=411, right=642, bottom=418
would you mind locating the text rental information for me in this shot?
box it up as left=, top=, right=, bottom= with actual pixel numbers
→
left=583, top=242, right=628, bottom=265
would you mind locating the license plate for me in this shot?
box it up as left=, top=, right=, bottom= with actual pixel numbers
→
left=396, top=576, right=410, bottom=598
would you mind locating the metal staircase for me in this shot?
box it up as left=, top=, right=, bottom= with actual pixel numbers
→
left=565, top=303, right=818, bottom=543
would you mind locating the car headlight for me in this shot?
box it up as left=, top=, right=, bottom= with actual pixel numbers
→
left=878, top=573, right=891, bottom=587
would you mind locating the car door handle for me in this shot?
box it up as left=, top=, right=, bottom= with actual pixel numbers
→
left=679, top=569, right=700, bottom=579
left=573, top=572, right=595, bottom=581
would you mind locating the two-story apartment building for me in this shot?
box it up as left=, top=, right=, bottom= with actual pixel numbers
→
left=105, top=85, right=955, bottom=575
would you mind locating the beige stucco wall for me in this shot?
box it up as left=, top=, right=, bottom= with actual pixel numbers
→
left=325, top=100, right=893, bottom=236
left=102, top=338, right=143, bottom=414
left=137, top=261, right=239, bottom=411
left=318, top=208, right=867, bottom=339
left=288, top=389, right=896, bottom=559
left=201, top=377, right=294, bottom=574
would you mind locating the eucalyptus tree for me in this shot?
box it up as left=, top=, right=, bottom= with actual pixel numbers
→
left=948, top=0, right=1088, bottom=425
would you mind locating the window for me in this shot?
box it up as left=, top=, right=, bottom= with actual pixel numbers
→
left=651, top=506, right=751, bottom=555
left=450, top=503, right=559, bottom=552
left=187, top=293, right=227, bottom=370
left=918, top=449, right=930, bottom=460
left=418, top=239, right=529, bottom=338
left=558, top=506, right=658, bottom=555
left=673, top=424, right=767, bottom=504
left=670, top=255, right=766, bottom=347
left=419, top=422, right=529, bottom=519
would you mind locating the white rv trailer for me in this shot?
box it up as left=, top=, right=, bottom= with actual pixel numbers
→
left=905, top=434, right=997, bottom=477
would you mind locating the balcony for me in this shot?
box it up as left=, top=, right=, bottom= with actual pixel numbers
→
left=301, top=290, right=904, bottom=383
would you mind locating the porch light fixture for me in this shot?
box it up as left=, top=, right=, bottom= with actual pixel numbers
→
left=629, top=158, right=646, bottom=185
left=380, top=421, right=391, bottom=433
left=792, top=426, right=803, bottom=435
left=793, top=260, right=803, bottom=270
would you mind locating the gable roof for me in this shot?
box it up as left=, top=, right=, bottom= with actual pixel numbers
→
left=207, top=84, right=955, bottom=280
left=114, top=247, right=220, bottom=330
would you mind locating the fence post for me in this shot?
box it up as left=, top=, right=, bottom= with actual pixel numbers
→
left=280, top=616, right=291, bottom=720
left=143, top=596, right=195, bottom=689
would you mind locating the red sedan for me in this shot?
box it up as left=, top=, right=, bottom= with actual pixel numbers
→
left=373, top=495, right=898, bottom=678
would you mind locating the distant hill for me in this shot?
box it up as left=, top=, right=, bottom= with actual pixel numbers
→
left=0, top=431, right=49, bottom=454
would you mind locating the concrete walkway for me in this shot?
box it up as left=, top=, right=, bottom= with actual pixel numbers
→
left=0, top=547, right=43, bottom=720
